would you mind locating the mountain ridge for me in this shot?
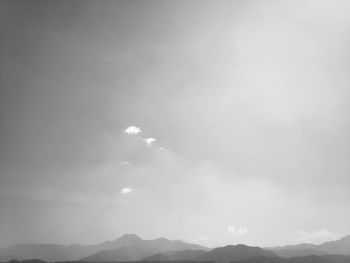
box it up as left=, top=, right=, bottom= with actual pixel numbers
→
left=267, top=235, right=350, bottom=258
left=0, top=234, right=207, bottom=262
left=1, top=234, right=350, bottom=262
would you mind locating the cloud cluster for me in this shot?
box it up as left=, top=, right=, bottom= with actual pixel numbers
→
left=124, top=125, right=158, bottom=147
left=292, top=229, right=340, bottom=244
left=227, top=225, right=248, bottom=236
left=124, top=126, right=141, bottom=135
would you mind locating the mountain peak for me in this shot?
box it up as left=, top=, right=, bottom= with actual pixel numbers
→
left=118, top=233, right=142, bottom=241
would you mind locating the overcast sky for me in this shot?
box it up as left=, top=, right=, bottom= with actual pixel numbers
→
left=1, top=0, right=350, bottom=248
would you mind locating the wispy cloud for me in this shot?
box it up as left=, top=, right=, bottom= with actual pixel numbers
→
left=292, top=229, right=340, bottom=244
left=124, top=126, right=141, bottom=135
left=121, top=187, right=133, bottom=194
left=227, top=225, right=248, bottom=236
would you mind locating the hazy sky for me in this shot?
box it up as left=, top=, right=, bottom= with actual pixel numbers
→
left=1, top=0, right=350, bottom=248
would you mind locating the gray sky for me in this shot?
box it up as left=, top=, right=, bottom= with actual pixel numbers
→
left=1, top=0, right=350, bottom=248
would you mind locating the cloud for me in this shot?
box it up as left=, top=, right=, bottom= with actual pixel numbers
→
left=227, top=225, right=248, bottom=236
left=123, top=126, right=156, bottom=146
left=292, top=229, right=340, bottom=244
left=143, top=137, right=156, bottom=146
left=121, top=187, right=133, bottom=194
left=124, top=126, right=141, bottom=135
left=120, top=161, right=130, bottom=166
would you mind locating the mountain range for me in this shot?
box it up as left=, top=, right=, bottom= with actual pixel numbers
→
left=0, top=234, right=206, bottom=262
left=0, top=234, right=350, bottom=262
left=268, top=235, right=350, bottom=258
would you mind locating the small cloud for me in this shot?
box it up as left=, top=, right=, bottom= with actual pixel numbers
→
left=227, top=225, right=248, bottom=236
left=159, top=147, right=165, bottom=151
left=292, top=229, right=340, bottom=244
left=121, top=187, right=133, bottom=194
left=120, top=161, right=130, bottom=166
left=124, top=126, right=141, bottom=135
left=143, top=137, right=156, bottom=146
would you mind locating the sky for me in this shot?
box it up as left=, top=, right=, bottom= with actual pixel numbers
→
left=1, top=0, right=350, bottom=248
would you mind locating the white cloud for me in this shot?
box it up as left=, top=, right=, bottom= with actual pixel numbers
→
left=227, top=225, right=248, bottom=236
left=121, top=187, right=133, bottom=194
left=292, top=229, right=340, bottom=244
left=120, top=161, right=130, bottom=166
left=143, top=137, right=156, bottom=146
left=124, top=126, right=141, bottom=135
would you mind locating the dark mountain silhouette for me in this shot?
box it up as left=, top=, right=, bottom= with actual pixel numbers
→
left=0, top=234, right=207, bottom=262
left=235, top=255, right=350, bottom=263
left=142, top=249, right=207, bottom=261
left=0, top=255, right=24, bottom=262
left=267, top=248, right=325, bottom=258
left=0, top=244, right=97, bottom=262
left=195, top=245, right=276, bottom=262
left=268, top=235, right=350, bottom=258
left=142, top=245, right=275, bottom=262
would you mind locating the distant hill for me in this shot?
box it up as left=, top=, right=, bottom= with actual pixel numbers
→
left=195, top=245, right=276, bottom=262
left=235, top=255, right=350, bottom=263
left=143, top=245, right=276, bottom=262
left=81, top=246, right=154, bottom=262
left=267, top=248, right=325, bottom=258
left=268, top=235, right=350, bottom=258
left=142, top=249, right=207, bottom=261
left=0, top=244, right=97, bottom=262
left=142, top=245, right=275, bottom=262
left=319, top=235, right=350, bottom=255
left=80, top=234, right=208, bottom=262
left=0, top=234, right=207, bottom=262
